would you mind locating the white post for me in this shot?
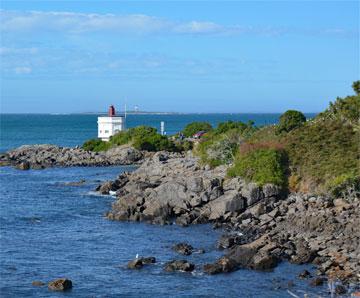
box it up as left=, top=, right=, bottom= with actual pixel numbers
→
left=160, top=121, right=165, bottom=136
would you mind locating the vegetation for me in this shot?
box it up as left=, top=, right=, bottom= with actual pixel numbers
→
left=197, top=81, right=360, bottom=197
left=82, top=139, right=111, bottom=152
left=82, top=125, right=183, bottom=152
left=227, top=147, right=288, bottom=187
left=195, top=121, right=257, bottom=167
left=182, top=122, right=213, bottom=137
left=276, top=110, right=306, bottom=134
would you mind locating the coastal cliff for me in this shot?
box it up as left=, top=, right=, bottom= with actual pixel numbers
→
left=101, top=151, right=360, bottom=285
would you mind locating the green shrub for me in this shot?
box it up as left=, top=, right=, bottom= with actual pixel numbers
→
left=180, top=140, right=193, bottom=151
left=285, top=119, right=359, bottom=190
left=352, top=80, right=360, bottom=95
left=318, top=94, right=360, bottom=126
left=133, top=134, right=177, bottom=152
left=326, top=173, right=360, bottom=199
left=82, top=139, right=111, bottom=152
left=127, top=126, right=158, bottom=139
left=109, top=131, right=132, bottom=146
left=276, top=110, right=306, bottom=134
left=227, top=148, right=288, bottom=187
left=182, top=122, right=213, bottom=137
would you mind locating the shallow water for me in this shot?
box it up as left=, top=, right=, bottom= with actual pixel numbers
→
left=0, top=165, right=330, bottom=297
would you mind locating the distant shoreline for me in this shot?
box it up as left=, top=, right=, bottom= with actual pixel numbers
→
left=0, top=112, right=319, bottom=115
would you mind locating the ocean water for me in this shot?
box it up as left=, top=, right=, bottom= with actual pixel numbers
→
left=0, top=166, right=329, bottom=297
left=0, top=113, right=317, bottom=152
left=0, top=113, right=328, bottom=297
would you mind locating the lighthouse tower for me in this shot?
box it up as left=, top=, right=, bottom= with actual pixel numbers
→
left=97, top=105, right=125, bottom=141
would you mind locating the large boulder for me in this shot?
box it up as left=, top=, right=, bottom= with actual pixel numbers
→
left=241, top=183, right=264, bottom=206
left=186, top=177, right=204, bottom=193
left=206, top=191, right=246, bottom=220
left=262, top=184, right=281, bottom=198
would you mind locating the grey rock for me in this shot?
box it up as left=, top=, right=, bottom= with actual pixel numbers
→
left=242, top=183, right=264, bottom=206
left=207, top=191, right=246, bottom=220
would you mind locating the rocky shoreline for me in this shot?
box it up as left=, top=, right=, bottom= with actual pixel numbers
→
left=2, top=144, right=359, bottom=293
left=0, top=144, right=144, bottom=169
left=99, top=151, right=359, bottom=289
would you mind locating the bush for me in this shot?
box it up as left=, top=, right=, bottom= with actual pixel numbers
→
left=352, top=80, right=360, bottom=95
left=133, top=134, right=177, bottom=152
left=182, top=122, right=213, bottom=137
left=82, top=139, right=111, bottom=152
left=326, top=174, right=360, bottom=199
left=285, top=119, right=359, bottom=191
left=82, top=125, right=181, bottom=152
left=227, top=147, right=288, bottom=187
left=318, top=94, right=360, bottom=126
left=276, top=110, right=306, bottom=134
left=109, top=131, right=132, bottom=146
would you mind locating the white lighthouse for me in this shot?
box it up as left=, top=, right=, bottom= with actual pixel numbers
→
left=98, top=105, right=125, bottom=141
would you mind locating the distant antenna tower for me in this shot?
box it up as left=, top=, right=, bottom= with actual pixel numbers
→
left=124, top=102, right=127, bottom=118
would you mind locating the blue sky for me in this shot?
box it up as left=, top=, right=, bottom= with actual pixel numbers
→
left=0, top=1, right=358, bottom=113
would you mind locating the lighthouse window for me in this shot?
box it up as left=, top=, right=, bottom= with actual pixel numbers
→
left=105, top=130, right=109, bottom=133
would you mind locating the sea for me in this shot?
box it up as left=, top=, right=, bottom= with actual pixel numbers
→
left=0, top=113, right=331, bottom=298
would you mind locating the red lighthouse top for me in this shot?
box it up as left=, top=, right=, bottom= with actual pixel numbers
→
left=108, top=105, right=116, bottom=117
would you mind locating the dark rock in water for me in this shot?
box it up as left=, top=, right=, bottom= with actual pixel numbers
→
left=140, top=257, right=156, bottom=264
left=335, top=285, right=347, bottom=295
left=172, top=243, right=193, bottom=256
left=298, top=269, right=312, bottom=279
left=32, top=281, right=45, bottom=287
left=64, top=179, right=86, bottom=186
left=16, top=161, right=30, bottom=170
left=203, top=257, right=237, bottom=275
left=164, top=260, right=195, bottom=272
left=97, top=181, right=118, bottom=195
left=127, top=258, right=144, bottom=269
left=310, top=277, right=326, bottom=286
left=48, top=278, right=72, bottom=291
left=127, top=257, right=156, bottom=269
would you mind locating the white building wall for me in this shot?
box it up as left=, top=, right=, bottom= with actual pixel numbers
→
left=97, top=117, right=125, bottom=141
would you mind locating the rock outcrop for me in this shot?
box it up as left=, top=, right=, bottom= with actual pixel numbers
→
left=0, top=144, right=143, bottom=169
left=102, top=151, right=360, bottom=284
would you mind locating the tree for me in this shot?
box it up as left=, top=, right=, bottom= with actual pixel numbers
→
left=276, top=110, right=306, bottom=134
left=182, top=122, right=213, bottom=137
left=352, top=80, right=360, bottom=95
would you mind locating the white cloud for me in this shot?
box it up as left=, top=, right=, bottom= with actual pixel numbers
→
left=174, top=21, right=223, bottom=34
left=0, top=10, right=354, bottom=38
left=14, top=66, right=32, bottom=74
left=0, top=47, right=38, bottom=55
